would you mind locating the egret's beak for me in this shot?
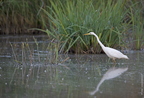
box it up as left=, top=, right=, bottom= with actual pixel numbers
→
left=84, top=33, right=90, bottom=35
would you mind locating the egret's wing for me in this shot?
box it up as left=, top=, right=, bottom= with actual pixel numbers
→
left=104, top=47, right=125, bottom=58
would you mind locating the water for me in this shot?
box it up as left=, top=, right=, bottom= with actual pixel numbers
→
left=0, top=35, right=144, bottom=98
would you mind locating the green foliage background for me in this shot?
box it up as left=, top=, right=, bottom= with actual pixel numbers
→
left=0, top=0, right=144, bottom=52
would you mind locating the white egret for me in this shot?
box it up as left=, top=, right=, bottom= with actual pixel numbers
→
left=84, top=32, right=129, bottom=62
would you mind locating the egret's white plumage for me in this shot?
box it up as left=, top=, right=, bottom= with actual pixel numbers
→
left=84, top=32, right=129, bottom=61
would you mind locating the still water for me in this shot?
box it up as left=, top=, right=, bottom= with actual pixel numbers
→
left=0, top=35, right=144, bottom=98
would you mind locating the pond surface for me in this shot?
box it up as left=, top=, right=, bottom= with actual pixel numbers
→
left=0, top=35, right=144, bottom=98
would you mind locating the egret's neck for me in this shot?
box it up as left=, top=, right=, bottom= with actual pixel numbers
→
left=93, top=34, right=105, bottom=48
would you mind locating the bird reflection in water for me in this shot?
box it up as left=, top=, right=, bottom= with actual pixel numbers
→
left=89, top=67, right=128, bottom=95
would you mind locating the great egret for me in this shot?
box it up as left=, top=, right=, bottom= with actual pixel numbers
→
left=84, top=32, right=129, bottom=62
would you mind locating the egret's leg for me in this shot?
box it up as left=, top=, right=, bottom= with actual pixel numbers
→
left=107, top=58, right=111, bottom=63
left=112, top=58, right=116, bottom=63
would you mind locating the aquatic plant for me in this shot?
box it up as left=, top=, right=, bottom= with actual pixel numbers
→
left=128, top=1, right=144, bottom=50
left=41, top=0, right=128, bottom=53
left=0, top=0, right=47, bottom=34
left=0, top=0, right=144, bottom=52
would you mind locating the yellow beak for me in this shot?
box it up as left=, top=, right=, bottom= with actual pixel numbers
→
left=84, top=33, right=90, bottom=35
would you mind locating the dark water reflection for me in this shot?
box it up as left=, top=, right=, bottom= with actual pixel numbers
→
left=89, top=67, right=128, bottom=95
left=0, top=35, right=144, bottom=98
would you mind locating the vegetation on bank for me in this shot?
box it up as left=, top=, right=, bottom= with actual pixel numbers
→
left=0, top=0, right=144, bottom=53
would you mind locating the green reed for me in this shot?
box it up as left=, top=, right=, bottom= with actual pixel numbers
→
left=0, top=0, right=48, bottom=34
left=1, top=0, right=144, bottom=52
left=9, top=37, right=68, bottom=84
left=41, top=0, right=128, bottom=53
left=128, top=1, right=144, bottom=50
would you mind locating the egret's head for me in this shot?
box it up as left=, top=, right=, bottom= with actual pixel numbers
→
left=84, top=32, right=95, bottom=35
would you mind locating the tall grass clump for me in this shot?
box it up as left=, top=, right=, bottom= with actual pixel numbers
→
left=0, top=0, right=48, bottom=34
left=127, top=1, right=144, bottom=50
left=41, top=0, right=128, bottom=53
left=1, top=0, right=143, bottom=51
